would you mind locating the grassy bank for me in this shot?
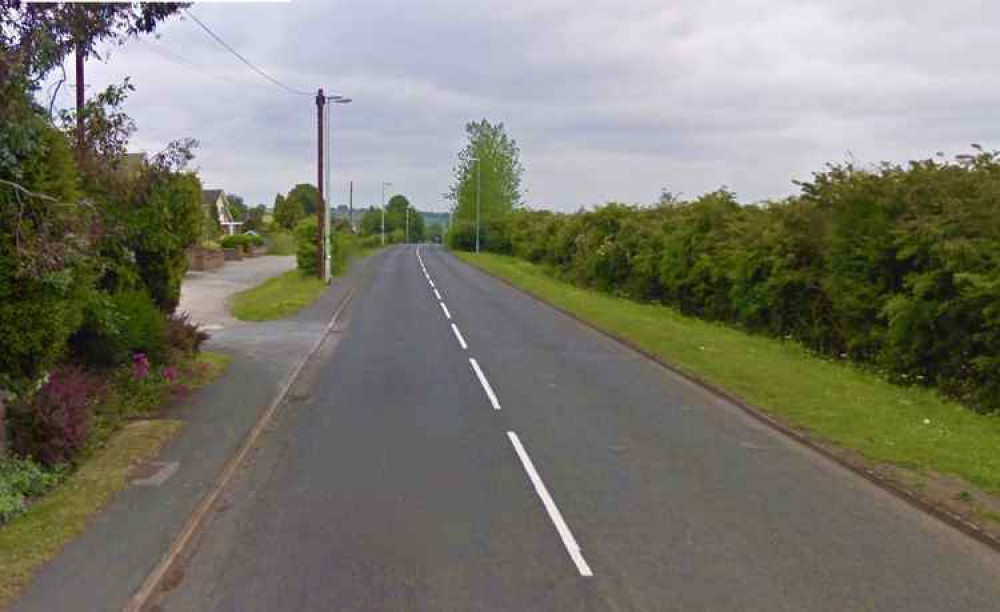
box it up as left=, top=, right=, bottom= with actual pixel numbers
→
left=229, top=269, right=326, bottom=322
left=456, top=252, right=1000, bottom=504
left=0, top=351, right=230, bottom=608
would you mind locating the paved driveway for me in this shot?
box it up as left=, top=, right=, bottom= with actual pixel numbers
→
left=177, top=255, right=296, bottom=330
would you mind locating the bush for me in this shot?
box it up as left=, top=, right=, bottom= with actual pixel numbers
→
left=10, top=366, right=106, bottom=466
left=265, top=230, right=296, bottom=255
left=70, top=290, right=168, bottom=367
left=295, top=218, right=319, bottom=275
left=166, top=312, right=209, bottom=358
left=0, top=456, right=62, bottom=523
left=221, top=233, right=264, bottom=251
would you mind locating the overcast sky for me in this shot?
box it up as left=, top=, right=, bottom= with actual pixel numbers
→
left=61, top=0, right=1000, bottom=212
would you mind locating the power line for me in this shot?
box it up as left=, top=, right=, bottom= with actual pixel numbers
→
left=183, top=8, right=312, bottom=96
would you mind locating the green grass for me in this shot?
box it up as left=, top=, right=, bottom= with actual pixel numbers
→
left=263, top=230, right=296, bottom=255
left=0, top=419, right=182, bottom=608
left=457, top=252, right=1000, bottom=496
left=229, top=269, right=327, bottom=322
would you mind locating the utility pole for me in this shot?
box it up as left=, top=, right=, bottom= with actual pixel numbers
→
left=406, top=206, right=410, bottom=244
left=381, top=181, right=391, bottom=246
left=316, top=88, right=327, bottom=281
left=349, top=181, right=354, bottom=232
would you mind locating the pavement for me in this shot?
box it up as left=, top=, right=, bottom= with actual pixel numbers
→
left=12, top=252, right=378, bottom=612
left=177, top=255, right=296, bottom=331
left=136, top=245, right=1000, bottom=611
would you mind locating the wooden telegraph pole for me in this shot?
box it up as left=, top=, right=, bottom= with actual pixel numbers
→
left=316, top=88, right=326, bottom=281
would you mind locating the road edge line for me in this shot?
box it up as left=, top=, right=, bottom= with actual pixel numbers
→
left=124, top=288, right=356, bottom=612
left=455, top=253, right=1000, bottom=556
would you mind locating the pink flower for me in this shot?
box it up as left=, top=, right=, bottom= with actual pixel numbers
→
left=162, top=366, right=178, bottom=382
left=132, top=353, right=151, bottom=379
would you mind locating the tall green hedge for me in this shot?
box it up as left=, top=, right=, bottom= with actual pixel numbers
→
left=488, top=153, right=1000, bottom=412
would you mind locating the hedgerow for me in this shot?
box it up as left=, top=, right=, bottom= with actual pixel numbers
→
left=475, top=152, right=1000, bottom=412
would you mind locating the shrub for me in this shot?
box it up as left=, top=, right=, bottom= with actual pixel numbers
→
left=0, top=456, right=62, bottom=523
left=166, top=312, right=209, bottom=358
left=220, top=234, right=250, bottom=250
left=247, top=234, right=265, bottom=247
left=70, top=290, right=168, bottom=367
left=10, top=366, right=106, bottom=466
left=295, top=218, right=319, bottom=275
left=265, top=230, right=296, bottom=255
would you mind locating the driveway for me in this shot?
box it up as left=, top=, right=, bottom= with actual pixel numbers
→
left=177, top=255, right=296, bottom=331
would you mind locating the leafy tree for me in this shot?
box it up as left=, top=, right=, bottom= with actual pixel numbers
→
left=273, top=193, right=303, bottom=230
left=447, top=119, right=523, bottom=250
left=244, top=204, right=267, bottom=231
left=286, top=183, right=320, bottom=216
left=226, top=193, right=247, bottom=222
left=359, top=206, right=382, bottom=236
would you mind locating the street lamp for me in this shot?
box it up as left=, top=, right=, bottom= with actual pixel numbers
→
left=381, top=181, right=392, bottom=246
left=322, top=94, right=351, bottom=282
left=468, top=156, right=482, bottom=253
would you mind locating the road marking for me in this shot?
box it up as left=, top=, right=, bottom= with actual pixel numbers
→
left=132, top=461, right=180, bottom=486
left=440, top=302, right=452, bottom=319
left=429, top=279, right=436, bottom=288
left=434, top=288, right=442, bottom=300
left=469, top=358, right=501, bottom=410
left=506, top=431, right=593, bottom=577
left=451, top=323, right=468, bottom=349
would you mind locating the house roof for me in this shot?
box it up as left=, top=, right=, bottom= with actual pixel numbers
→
left=202, top=189, right=224, bottom=206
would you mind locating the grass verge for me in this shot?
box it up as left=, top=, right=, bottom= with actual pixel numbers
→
left=0, top=420, right=181, bottom=608
left=0, top=351, right=230, bottom=609
left=456, top=253, right=1000, bottom=507
left=229, top=269, right=326, bottom=322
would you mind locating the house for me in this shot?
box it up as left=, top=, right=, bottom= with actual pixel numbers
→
left=202, top=189, right=243, bottom=236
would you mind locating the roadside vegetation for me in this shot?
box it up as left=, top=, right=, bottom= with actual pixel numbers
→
left=0, top=6, right=234, bottom=592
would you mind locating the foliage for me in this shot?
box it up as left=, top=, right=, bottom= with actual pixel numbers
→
left=447, top=119, right=523, bottom=243
left=481, top=151, right=1000, bottom=412
left=0, top=457, right=61, bottom=524
left=0, top=120, right=91, bottom=390
left=225, top=193, right=247, bottom=221
left=10, top=366, right=106, bottom=466
left=69, top=290, right=168, bottom=367
left=295, top=217, right=320, bottom=275
left=165, top=312, right=209, bottom=357
left=273, top=193, right=303, bottom=230
left=264, top=230, right=296, bottom=255
left=285, top=183, right=320, bottom=216
left=244, top=204, right=267, bottom=231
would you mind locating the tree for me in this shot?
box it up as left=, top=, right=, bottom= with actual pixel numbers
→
left=244, top=204, right=267, bottom=231
left=446, top=119, right=523, bottom=250
left=226, top=193, right=247, bottom=222
left=286, top=183, right=320, bottom=216
left=359, top=206, right=381, bottom=236
left=273, top=193, right=303, bottom=230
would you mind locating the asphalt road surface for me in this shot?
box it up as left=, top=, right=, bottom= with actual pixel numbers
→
left=156, top=245, right=1000, bottom=611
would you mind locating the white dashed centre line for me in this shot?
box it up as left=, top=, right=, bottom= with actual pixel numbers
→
left=507, top=431, right=593, bottom=577
left=440, top=302, right=452, bottom=319
left=468, top=358, right=501, bottom=410
left=434, top=288, right=442, bottom=300
left=451, top=323, right=468, bottom=349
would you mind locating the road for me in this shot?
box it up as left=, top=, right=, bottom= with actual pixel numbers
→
left=155, top=245, right=1000, bottom=611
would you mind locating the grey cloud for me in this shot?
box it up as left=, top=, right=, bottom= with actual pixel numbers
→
left=63, top=0, right=1000, bottom=211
